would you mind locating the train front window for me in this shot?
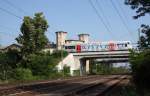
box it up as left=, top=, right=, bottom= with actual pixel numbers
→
left=65, top=46, right=75, bottom=49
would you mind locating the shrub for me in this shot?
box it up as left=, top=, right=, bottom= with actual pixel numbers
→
left=52, top=50, right=68, bottom=58
left=73, top=70, right=80, bottom=76
left=12, top=68, right=34, bottom=81
left=0, top=50, right=20, bottom=81
left=130, top=50, right=150, bottom=93
left=63, top=65, right=70, bottom=76
left=27, top=54, right=56, bottom=78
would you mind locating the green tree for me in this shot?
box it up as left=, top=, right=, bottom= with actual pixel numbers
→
left=0, top=49, right=20, bottom=80
left=125, top=0, right=150, bottom=19
left=27, top=54, right=55, bottom=77
left=16, top=12, right=49, bottom=68
left=125, top=0, right=150, bottom=94
left=130, top=50, right=150, bottom=95
left=16, top=12, right=49, bottom=57
left=138, top=24, right=150, bottom=49
left=125, top=0, right=150, bottom=48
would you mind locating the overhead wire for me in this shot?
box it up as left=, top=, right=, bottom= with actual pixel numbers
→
left=88, top=0, right=115, bottom=39
left=0, top=32, right=17, bottom=45
left=109, top=0, right=135, bottom=42
left=116, top=0, right=137, bottom=43
left=0, top=7, right=22, bottom=19
left=1, top=0, right=28, bottom=15
left=0, top=8, right=59, bottom=43
left=0, top=5, right=22, bottom=45
left=96, top=0, right=113, bottom=33
left=0, top=0, right=69, bottom=44
left=116, top=0, right=130, bottom=22
left=0, top=31, right=17, bottom=37
left=0, top=24, right=17, bottom=31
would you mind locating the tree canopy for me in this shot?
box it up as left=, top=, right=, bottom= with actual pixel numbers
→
left=125, top=0, right=150, bottom=19
left=139, top=24, right=150, bottom=49
left=125, top=0, right=150, bottom=94
left=16, top=12, right=49, bottom=56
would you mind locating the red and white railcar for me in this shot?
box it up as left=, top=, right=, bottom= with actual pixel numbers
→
left=64, top=41, right=132, bottom=53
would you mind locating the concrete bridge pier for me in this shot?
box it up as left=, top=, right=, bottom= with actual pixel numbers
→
left=80, top=59, right=85, bottom=76
left=80, top=59, right=90, bottom=76
left=86, top=59, right=90, bottom=74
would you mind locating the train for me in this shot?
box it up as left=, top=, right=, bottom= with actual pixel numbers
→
left=64, top=41, right=132, bottom=53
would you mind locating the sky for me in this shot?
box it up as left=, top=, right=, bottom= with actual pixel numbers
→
left=0, top=0, right=150, bottom=46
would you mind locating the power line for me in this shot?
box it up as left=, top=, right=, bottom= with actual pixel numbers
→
left=0, top=24, right=17, bottom=31
left=0, top=1, right=62, bottom=43
left=1, top=0, right=28, bottom=15
left=96, top=0, right=120, bottom=40
left=0, top=7, right=22, bottom=19
left=116, top=0, right=130, bottom=22
left=109, top=0, right=135, bottom=41
left=0, top=31, right=17, bottom=37
left=88, top=0, right=114, bottom=39
left=116, top=0, right=137, bottom=42
left=96, top=0, right=113, bottom=33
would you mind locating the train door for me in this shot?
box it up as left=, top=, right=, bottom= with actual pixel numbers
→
left=76, top=45, right=81, bottom=53
left=108, top=43, right=116, bottom=51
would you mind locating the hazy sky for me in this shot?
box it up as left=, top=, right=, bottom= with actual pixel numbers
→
left=0, top=0, right=150, bottom=46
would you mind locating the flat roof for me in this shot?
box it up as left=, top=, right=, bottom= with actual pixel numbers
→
left=66, top=39, right=80, bottom=41
left=78, top=33, right=90, bottom=36
left=55, top=31, right=67, bottom=33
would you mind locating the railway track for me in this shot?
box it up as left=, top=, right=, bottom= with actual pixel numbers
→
left=0, top=75, right=129, bottom=96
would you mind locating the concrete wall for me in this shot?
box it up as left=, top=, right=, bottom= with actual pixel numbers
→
left=78, top=34, right=89, bottom=43
left=56, top=31, right=67, bottom=50
left=57, top=53, right=81, bottom=75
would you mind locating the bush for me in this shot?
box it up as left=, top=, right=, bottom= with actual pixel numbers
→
left=73, top=70, right=80, bottom=76
left=52, top=50, right=68, bottom=58
left=12, top=68, right=34, bottom=81
left=130, top=50, right=150, bottom=93
left=0, top=50, right=69, bottom=81
left=0, top=50, right=20, bottom=81
left=90, top=63, right=130, bottom=75
left=62, top=65, right=70, bottom=76
left=27, top=54, right=56, bottom=78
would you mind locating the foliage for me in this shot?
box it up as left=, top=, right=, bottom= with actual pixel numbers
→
left=19, top=50, right=68, bottom=79
left=130, top=50, right=150, bottom=93
left=125, top=0, right=150, bottom=19
left=16, top=12, right=49, bottom=59
left=0, top=12, right=70, bottom=82
left=125, top=0, right=150, bottom=49
left=0, top=49, right=20, bottom=80
left=138, top=24, right=150, bottom=49
left=62, top=65, right=70, bottom=77
left=0, top=48, right=69, bottom=81
left=12, top=68, right=34, bottom=81
left=91, top=63, right=129, bottom=75
left=27, top=53, right=56, bottom=78
left=52, top=50, right=68, bottom=58
left=73, top=70, right=80, bottom=76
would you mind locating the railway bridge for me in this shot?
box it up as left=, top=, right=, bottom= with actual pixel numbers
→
left=57, top=50, right=130, bottom=76
left=55, top=31, right=134, bottom=75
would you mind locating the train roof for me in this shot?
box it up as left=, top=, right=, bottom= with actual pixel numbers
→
left=64, top=41, right=132, bottom=46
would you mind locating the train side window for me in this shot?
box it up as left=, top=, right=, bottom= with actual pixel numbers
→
left=65, top=46, right=67, bottom=49
left=105, top=45, right=108, bottom=48
left=69, top=46, right=75, bottom=49
left=125, top=44, right=127, bottom=47
left=65, top=46, right=75, bottom=49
